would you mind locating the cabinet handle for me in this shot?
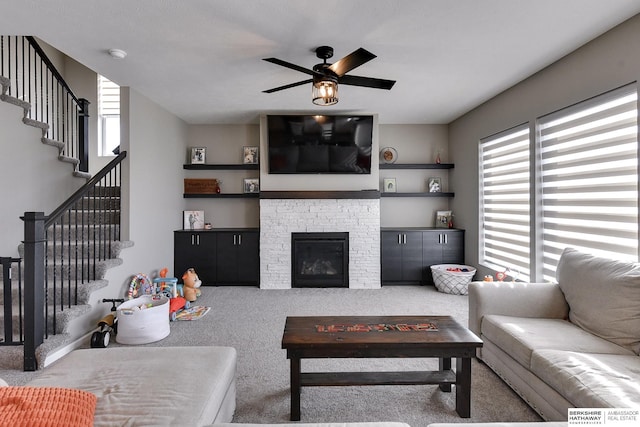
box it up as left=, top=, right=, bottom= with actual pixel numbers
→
left=438, top=234, right=442, bottom=244
left=196, top=235, right=200, bottom=245
left=398, top=234, right=402, bottom=245
left=403, top=234, right=407, bottom=245
left=444, top=234, right=448, bottom=245
left=238, top=234, right=242, bottom=245
left=233, top=235, right=237, bottom=245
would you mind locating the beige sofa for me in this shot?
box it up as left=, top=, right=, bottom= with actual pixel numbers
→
left=469, top=248, right=640, bottom=421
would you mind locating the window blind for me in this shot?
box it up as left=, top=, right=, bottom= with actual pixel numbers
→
left=98, top=75, right=120, bottom=116
left=479, top=124, right=531, bottom=281
left=538, top=84, right=638, bottom=281
left=97, top=75, right=120, bottom=156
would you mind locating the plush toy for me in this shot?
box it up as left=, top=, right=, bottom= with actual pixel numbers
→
left=182, top=268, right=202, bottom=302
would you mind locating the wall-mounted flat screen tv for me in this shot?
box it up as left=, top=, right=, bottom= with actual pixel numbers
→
left=267, top=115, right=373, bottom=174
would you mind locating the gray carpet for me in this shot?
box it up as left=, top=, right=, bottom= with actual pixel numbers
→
left=1, top=285, right=542, bottom=426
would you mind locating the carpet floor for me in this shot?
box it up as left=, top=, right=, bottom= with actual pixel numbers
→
left=1, top=285, right=542, bottom=426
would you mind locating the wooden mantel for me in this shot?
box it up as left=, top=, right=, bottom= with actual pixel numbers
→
left=259, top=190, right=381, bottom=199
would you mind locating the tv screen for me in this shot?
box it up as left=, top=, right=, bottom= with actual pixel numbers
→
left=267, top=115, right=373, bottom=174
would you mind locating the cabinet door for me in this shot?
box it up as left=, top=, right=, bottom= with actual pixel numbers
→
left=442, top=230, right=464, bottom=264
left=401, top=231, right=424, bottom=282
left=174, top=232, right=216, bottom=285
left=216, top=232, right=239, bottom=284
left=381, top=231, right=404, bottom=282
left=235, top=231, right=260, bottom=285
left=381, top=231, right=423, bottom=284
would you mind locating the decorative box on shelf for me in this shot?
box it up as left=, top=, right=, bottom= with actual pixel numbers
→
left=184, top=178, right=219, bottom=194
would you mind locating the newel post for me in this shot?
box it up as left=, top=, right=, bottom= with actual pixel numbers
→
left=22, top=212, right=46, bottom=371
left=78, top=98, right=90, bottom=173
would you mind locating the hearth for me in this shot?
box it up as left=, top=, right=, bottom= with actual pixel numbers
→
left=291, top=232, right=349, bottom=288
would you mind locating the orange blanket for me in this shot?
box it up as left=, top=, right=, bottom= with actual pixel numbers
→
left=0, top=386, right=96, bottom=427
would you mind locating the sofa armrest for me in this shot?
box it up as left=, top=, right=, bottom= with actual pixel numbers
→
left=468, top=281, right=569, bottom=338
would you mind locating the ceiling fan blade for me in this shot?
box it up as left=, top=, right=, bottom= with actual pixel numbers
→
left=263, top=58, right=319, bottom=76
left=328, top=48, right=376, bottom=77
left=338, top=74, right=396, bottom=90
left=263, top=79, right=313, bottom=93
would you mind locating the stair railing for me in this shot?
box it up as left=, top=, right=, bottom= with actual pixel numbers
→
left=0, top=36, right=89, bottom=172
left=22, top=151, right=127, bottom=371
left=0, top=257, right=23, bottom=346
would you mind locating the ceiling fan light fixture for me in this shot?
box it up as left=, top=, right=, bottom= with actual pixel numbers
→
left=312, top=76, right=338, bottom=106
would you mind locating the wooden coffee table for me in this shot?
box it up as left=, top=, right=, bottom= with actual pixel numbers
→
left=281, top=315, right=483, bottom=421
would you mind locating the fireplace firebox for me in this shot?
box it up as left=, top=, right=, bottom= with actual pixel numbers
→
left=291, top=232, right=349, bottom=288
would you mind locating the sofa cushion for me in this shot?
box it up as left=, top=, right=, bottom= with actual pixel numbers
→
left=531, top=349, right=640, bottom=409
left=482, top=315, right=633, bottom=368
left=556, top=248, right=640, bottom=354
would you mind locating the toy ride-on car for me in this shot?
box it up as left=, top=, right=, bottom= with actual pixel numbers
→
left=91, top=298, right=124, bottom=348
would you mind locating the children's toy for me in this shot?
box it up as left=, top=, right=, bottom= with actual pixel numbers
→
left=153, top=267, right=191, bottom=321
left=91, top=298, right=124, bottom=348
left=127, top=273, right=153, bottom=299
left=182, top=268, right=202, bottom=302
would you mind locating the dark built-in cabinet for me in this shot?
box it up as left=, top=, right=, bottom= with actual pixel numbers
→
left=215, top=231, right=260, bottom=284
left=174, top=228, right=259, bottom=286
left=381, top=228, right=464, bottom=285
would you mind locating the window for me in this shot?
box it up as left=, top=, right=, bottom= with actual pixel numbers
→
left=537, top=84, right=638, bottom=281
left=479, top=83, right=638, bottom=282
left=98, top=75, right=120, bottom=156
left=479, top=124, right=531, bottom=280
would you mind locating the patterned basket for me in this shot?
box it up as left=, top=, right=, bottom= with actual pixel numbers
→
left=430, top=264, right=476, bottom=295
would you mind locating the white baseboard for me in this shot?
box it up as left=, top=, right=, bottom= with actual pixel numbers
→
left=41, top=331, right=94, bottom=368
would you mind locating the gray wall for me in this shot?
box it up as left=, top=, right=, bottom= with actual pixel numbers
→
left=449, top=14, right=640, bottom=278
left=0, top=95, right=81, bottom=257
left=183, top=121, right=450, bottom=229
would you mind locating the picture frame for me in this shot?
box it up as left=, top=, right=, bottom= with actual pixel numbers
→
left=190, top=147, right=206, bottom=164
left=243, top=178, right=260, bottom=193
left=428, top=177, right=442, bottom=193
left=243, top=146, right=259, bottom=164
left=436, top=210, right=452, bottom=228
left=183, top=210, right=205, bottom=230
left=383, top=178, right=397, bottom=193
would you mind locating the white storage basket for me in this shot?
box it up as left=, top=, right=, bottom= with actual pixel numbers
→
left=430, top=264, right=476, bottom=295
left=116, top=295, right=170, bottom=344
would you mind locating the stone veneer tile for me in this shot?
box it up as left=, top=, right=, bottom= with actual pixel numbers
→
left=260, top=199, right=381, bottom=289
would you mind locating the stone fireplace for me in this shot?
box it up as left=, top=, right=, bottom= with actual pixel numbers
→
left=259, top=191, right=381, bottom=289
left=291, top=232, right=349, bottom=288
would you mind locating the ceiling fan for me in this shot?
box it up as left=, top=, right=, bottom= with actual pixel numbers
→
left=262, top=46, right=396, bottom=106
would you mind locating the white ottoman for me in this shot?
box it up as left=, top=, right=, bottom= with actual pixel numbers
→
left=28, top=346, right=236, bottom=426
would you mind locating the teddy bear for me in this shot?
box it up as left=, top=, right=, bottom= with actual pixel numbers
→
left=181, top=268, right=202, bottom=302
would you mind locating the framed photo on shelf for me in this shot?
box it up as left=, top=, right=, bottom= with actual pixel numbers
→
left=435, top=210, right=452, bottom=228
left=243, top=178, right=260, bottom=193
left=383, top=178, right=397, bottom=193
left=190, top=147, right=206, bottom=164
left=243, top=146, right=259, bottom=164
left=183, top=210, right=205, bottom=230
left=428, top=177, right=442, bottom=193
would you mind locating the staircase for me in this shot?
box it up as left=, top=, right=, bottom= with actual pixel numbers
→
left=0, top=35, right=131, bottom=370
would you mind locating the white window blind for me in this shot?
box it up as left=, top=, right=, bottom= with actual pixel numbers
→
left=538, top=84, right=638, bottom=281
left=479, top=124, right=531, bottom=281
left=98, top=75, right=120, bottom=156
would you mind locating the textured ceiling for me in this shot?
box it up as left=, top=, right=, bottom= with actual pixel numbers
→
left=2, top=0, right=640, bottom=124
